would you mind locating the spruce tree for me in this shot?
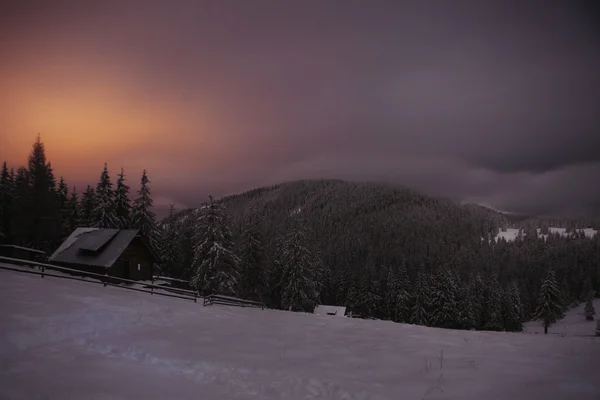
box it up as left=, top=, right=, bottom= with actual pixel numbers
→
left=79, top=185, right=97, bottom=227
left=502, top=282, right=524, bottom=332
left=410, top=271, right=430, bottom=326
left=0, top=162, right=11, bottom=242
left=457, top=286, right=477, bottom=330
left=394, top=263, right=412, bottom=323
left=275, top=215, right=322, bottom=312
left=131, top=169, right=158, bottom=249
left=584, top=300, right=595, bottom=321
left=27, top=135, right=60, bottom=250
left=93, top=163, right=119, bottom=228
left=239, top=205, right=267, bottom=301
left=63, top=187, right=80, bottom=236
left=191, top=195, right=240, bottom=296
left=429, top=268, right=459, bottom=329
left=469, top=274, right=487, bottom=329
left=158, top=205, right=182, bottom=277
left=381, top=265, right=400, bottom=320
left=483, top=274, right=504, bottom=331
left=56, top=177, right=71, bottom=239
left=114, top=168, right=132, bottom=229
left=596, top=320, right=600, bottom=337
left=534, top=269, right=564, bottom=334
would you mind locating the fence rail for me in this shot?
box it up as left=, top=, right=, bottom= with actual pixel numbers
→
left=203, top=294, right=265, bottom=310
left=0, top=256, right=199, bottom=303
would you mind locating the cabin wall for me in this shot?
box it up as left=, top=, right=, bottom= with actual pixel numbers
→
left=110, top=239, right=154, bottom=281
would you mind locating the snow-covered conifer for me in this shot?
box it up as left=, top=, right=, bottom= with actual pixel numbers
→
left=410, top=271, right=430, bottom=326
left=534, top=269, right=564, bottom=334
left=92, top=163, right=119, bottom=228
left=114, top=168, right=132, bottom=229
left=190, top=195, right=240, bottom=296
left=585, top=300, right=595, bottom=321
left=79, top=185, right=96, bottom=227
left=429, top=268, right=460, bottom=329
left=131, top=169, right=159, bottom=250
left=239, top=204, right=267, bottom=301
left=276, top=215, right=322, bottom=312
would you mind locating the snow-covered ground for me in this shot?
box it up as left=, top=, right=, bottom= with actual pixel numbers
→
left=492, top=227, right=598, bottom=242
left=1, top=268, right=599, bottom=400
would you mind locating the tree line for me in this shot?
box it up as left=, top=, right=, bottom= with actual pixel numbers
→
left=0, top=135, right=159, bottom=252
left=1, top=139, right=598, bottom=335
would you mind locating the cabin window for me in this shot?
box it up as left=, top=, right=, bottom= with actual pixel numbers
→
left=137, top=263, right=141, bottom=271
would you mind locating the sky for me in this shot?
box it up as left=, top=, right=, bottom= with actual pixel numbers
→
left=1, top=0, right=599, bottom=217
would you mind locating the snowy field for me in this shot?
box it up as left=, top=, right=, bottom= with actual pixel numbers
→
left=1, top=268, right=599, bottom=400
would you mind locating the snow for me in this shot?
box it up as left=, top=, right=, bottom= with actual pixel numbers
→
left=1, top=268, right=599, bottom=400
left=492, top=227, right=598, bottom=242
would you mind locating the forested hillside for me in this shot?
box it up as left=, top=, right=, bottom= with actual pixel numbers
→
left=2, top=137, right=599, bottom=334
left=164, top=180, right=600, bottom=332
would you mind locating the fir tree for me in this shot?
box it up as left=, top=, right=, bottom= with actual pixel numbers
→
left=63, top=187, right=80, bottom=235
left=131, top=169, right=158, bottom=249
left=584, top=300, right=595, bottom=321
left=93, top=163, right=119, bottom=228
left=275, top=215, right=322, bottom=312
left=534, top=269, right=564, bottom=334
left=457, top=286, right=477, bottom=330
left=56, top=177, right=71, bottom=239
left=27, top=135, right=60, bottom=250
left=0, top=162, right=12, bottom=242
left=114, top=168, right=132, bottom=229
left=158, top=205, right=182, bottom=277
left=79, top=185, right=96, bottom=227
left=502, top=282, right=524, bottom=332
left=596, top=320, right=600, bottom=337
left=410, top=271, right=430, bottom=326
left=239, top=205, right=267, bottom=301
left=469, top=274, right=487, bottom=329
left=483, top=274, right=504, bottom=331
left=191, top=195, right=240, bottom=296
left=381, top=265, right=400, bottom=320
left=394, top=262, right=412, bottom=323
left=429, top=268, right=459, bottom=329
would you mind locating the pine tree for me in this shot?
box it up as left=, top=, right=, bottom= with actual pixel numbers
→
left=381, top=265, right=400, bottom=320
left=63, top=187, right=80, bottom=235
left=429, top=268, right=460, bottom=329
left=56, top=177, right=71, bottom=239
left=79, top=185, right=97, bottom=227
left=469, top=273, right=487, bottom=329
left=502, top=282, right=524, bottom=332
left=394, top=263, right=412, bottom=323
left=191, top=195, right=240, bottom=296
left=457, top=286, right=477, bottom=330
left=92, top=163, right=119, bottom=228
left=483, top=274, right=504, bottom=331
left=585, top=300, right=595, bottom=321
left=596, top=320, right=600, bottom=337
left=534, top=269, right=564, bottom=334
left=239, top=205, right=267, bottom=301
left=0, top=162, right=11, bottom=242
left=131, top=169, right=158, bottom=249
left=410, top=271, right=430, bottom=326
left=275, top=215, right=322, bottom=312
left=27, top=135, right=60, bottom=250
left=158, top=205, right=182, bottom=277
left=114, top=168, right=132, bottom=229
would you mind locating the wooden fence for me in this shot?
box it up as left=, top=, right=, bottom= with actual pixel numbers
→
left=0, top=256, right=199, bottom=303
left=203, top=294, right=265, bottom=309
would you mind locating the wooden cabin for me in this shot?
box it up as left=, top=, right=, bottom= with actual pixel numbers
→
left=48, top=228, right=159, bottom=281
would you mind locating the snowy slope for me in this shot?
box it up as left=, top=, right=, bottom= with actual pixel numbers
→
left=524, top=299, right=600, bottom=337
left=1, top=269, right=599, bottom=400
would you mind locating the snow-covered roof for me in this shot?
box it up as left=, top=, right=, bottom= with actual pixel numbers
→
left=314, top=305, right=346, bottom=317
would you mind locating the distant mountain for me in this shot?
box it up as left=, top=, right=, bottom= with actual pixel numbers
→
left=164, top=179, right=600, bottom=324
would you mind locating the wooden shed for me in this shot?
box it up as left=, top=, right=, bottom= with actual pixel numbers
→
left=0, top=244, right=46, bottom=262
left=48, top=228, right=158, bottom=281
left=314, top=305, right=347, bottom=318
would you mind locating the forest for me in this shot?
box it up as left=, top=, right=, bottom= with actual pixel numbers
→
left=1, top=137, right=599, bottom=334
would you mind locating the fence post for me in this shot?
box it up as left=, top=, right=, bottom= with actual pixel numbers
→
left=151, top=286, right=154, bottom=295
left=41, top=265, right=45, bottom=278
left=103, top=271, right=107, bottom=287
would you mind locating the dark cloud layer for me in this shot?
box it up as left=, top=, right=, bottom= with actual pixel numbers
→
left=2, top=0, right=599, bottom=216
